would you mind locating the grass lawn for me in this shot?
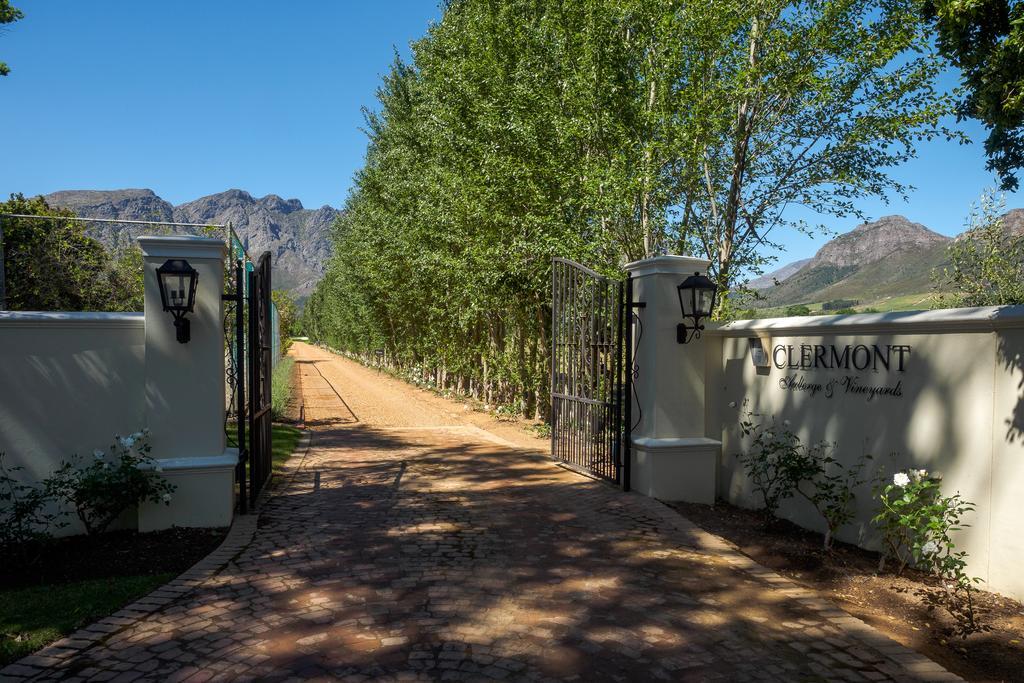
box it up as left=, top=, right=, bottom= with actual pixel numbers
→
left=0, top=573, right=172, bottom=665
left=0, top=525, right=225, bottom=667
left=269, top=423, right=303, bottom=472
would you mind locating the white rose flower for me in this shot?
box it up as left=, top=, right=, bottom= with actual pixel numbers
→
left=161, top=493, right=172, bottom=503
left=893, top=472, right=911, bottom=487
left=921, top=540, right=939, bottom=555
left=764, top=430, right=774, bottom=439
left=93, top=449, right=105, bottom=460
left=120, top=436, right=135, bottom=449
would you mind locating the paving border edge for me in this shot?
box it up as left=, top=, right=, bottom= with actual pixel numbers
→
left=637, top=495, right=965, bottom=682
left=0, top=430, right=314, bottom=681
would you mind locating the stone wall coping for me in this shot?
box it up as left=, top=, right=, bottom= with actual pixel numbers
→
left=625, top=254, right=712, bottom=277
left=138, top=235, right=227, bottom=259
left=0, top=311, right=144, bottom=329
left=632, top=436, right=723, bottom=449
left=146, top=449, right=239, bottom=472
left=709, top=304, right=1024, bottom=337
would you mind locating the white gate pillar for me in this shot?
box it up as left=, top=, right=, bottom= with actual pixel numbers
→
left=626, top=255, right=721, bottom=504
left=137, top=235, right=237, bottom=531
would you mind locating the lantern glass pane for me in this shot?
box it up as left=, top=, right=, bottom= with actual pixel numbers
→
left=698, top=288, right=714, bottom=315
left=680, top=289, right=695, bottom=316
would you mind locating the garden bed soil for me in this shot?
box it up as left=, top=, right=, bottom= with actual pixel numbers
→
left=2, top=526, right=227, bottom=589
left=671, top=500, right=1024, bottom=683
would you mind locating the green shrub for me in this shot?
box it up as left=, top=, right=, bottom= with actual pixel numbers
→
left=738, top=410, right=869, bottom=549
left=271, top=356, right=296, bottom=421
left=45, top=431, right=175, bottom=536
left=784, top=304, right=812, bottom=317
left=0, top=453, right=66, bottom=553
left=873, top=468, right=985, bottom=636
left=822, top=298, right=858, bottom=311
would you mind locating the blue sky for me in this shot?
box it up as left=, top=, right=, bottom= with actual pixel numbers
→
left=0, top=2, right=1020, bottom=265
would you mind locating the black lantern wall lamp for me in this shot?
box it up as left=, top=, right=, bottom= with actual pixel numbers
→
left=676, top=271, right=717, bottom=344
left=156, top=259, right=199, bottom=343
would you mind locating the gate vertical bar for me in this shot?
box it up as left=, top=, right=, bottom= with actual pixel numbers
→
left=552, top=260, right=561, bottom=458
left=248, top=265, right=259, bottom=506
left=614, top=278, right=625, bottom=486
left=623, top=275, right=634, bottom=492
left=234, top=260, right=248, bottom=513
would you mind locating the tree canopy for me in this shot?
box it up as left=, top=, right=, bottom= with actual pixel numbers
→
left=0, top=1, right=23, bottom=77
left=935, top=192, right=1024, bottom=306
left=1, top=194, right=143, bottom=312
left=305, top=0, right=959, bottom=417
left=924, top=0, right=1024, bottom=190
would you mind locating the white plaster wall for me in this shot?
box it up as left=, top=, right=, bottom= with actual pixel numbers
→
left=707, top=306, right=1024, bottom=600
left=0, top=312, right=146, bottom=533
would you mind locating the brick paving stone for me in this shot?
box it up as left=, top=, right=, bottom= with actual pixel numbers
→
left=0, top=344, right=965, bottom=682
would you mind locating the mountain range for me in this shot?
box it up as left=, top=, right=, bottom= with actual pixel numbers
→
left=747, top=210, right=1024, bottom=312
left=44, top=189, right=340, bottom=300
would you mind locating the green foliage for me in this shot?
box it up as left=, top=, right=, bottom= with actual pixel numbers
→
left=45, top=431, right=175, bottom=536
left=872, top=467, right=985, bottom=636
left=0, top=573, right=173, bottom=666
left=784, top=304, right=812, bottom=317
left=306, top=0, right=958, bottom=416
left=0, top=452, right=65, bottom=553
left=0, top=1, right=23, bottom=77
left=271, top=289, right=299, bottom=337
left=739, top=410, right=868, bottom=548
left=923, top=0, right=1024, bottom=190
left=271, top=356, right=295, bottom=421
left=737, top=412, right=813, bottom=519
left=795, top=449, right=871, bottom=550
left=1, top=194, right=144, bottom=311
left=822, top=299, right=858, bottom=311
left=934, top=191, right=1024, bottom=306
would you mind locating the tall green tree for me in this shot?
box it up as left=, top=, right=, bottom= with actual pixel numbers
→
left=924, top=0, right=1024, bottom=190
left=935, top=191, right=1024, bottom=306
left=306, top=0, right=958, bottom=417
left=1, top=194, right=143, bottom=311
left=0, top=1, right=23, bottom=77
left=671, top=0, right=957, bottom=311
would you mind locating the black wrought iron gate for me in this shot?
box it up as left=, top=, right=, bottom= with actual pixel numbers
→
left=225, top=249, right=273, bottom=514
left=248, top=252, right=273, bottom=504
left=550, top=258, right=629, bottom=487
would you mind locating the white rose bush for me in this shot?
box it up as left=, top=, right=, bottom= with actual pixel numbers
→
left=737, top=409, right=869, bottom=549
left=44, top=429, right=175, bottom=536
left=737, top=410, right=987, bottom=636
left=872, top=466, right=984, bottom=636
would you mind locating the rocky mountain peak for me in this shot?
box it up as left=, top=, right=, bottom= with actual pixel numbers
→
left=44, top=188, right=340, bottom=300
left=811, top=215, right=949, bottom=269
left=259, top=194, right=304, bottom=214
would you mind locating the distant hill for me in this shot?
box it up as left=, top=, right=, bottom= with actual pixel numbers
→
left=45, top=189, right=340, bottom=300
left=752, top=215, right=954, bottom=310
left=748, top=258, right=812, bottom=289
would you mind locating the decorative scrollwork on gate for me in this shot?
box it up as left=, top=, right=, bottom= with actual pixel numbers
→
left=550, top=258, right=626, bottom=485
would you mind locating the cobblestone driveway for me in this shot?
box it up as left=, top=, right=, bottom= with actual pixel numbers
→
left=1, top=344, right=959, bottom=682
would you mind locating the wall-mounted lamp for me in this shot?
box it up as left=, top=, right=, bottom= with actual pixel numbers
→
left=156, top=258, right=199, bottom=343
left=676, top=271, right=717, bottom=344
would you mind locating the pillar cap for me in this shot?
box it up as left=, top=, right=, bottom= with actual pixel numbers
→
left=625, top=254, right=711, bottom=277
left=138, top=235, right=227, bottom=260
